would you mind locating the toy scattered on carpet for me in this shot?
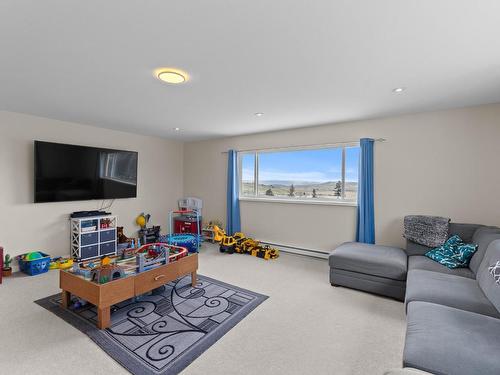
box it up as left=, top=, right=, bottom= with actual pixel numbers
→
left=71, top=297, right=88, bottom=310
left=202, top=220, right=224, bottom=243
left=207, top=220, right=223, bottom=228
left=18, top=251, right=51, bottom=276
left=220, top=235, right=236, bottom=254
left=49, top=257, right=74, bottom=270
left=217, top=232, right=279, bottom=260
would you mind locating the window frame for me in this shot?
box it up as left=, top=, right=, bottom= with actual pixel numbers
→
left=238, top=143, right=359, bottom=206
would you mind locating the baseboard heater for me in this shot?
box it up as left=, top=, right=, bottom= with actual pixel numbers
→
left=259, top=241, right=329, bottom=259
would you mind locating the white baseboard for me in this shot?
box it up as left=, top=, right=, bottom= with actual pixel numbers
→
left=259, top=240, right=329, bottom=260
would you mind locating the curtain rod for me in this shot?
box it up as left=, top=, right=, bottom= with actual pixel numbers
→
left=221, top=138, right=386, bottom=154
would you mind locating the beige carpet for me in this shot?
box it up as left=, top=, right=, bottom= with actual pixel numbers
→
left=0, top=244, right=406, bottom=375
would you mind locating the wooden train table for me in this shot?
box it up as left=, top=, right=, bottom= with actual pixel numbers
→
left=60, top=250, right=198, bottom=329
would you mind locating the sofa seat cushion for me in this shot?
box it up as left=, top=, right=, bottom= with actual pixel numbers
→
left=329, top=242, right=407, bottom=281
left=408, top=255, right=474, bottom=278
left=404, top=301, right=500, bottom=375
left=405, top=269, right=499, bottom=318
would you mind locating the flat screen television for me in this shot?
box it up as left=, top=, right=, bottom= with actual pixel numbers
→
left=34, top=141, right=138, bottom=203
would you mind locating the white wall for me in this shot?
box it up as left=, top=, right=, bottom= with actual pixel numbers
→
left=3, top=103, right=500, bottom=261
left=0, top=111, right=184, bottom=261
left=184, top=103, right=500, bottom=251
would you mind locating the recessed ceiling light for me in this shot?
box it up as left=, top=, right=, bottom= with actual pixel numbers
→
left=393, top=87, right=405, bottom=93
left=254, top=112, right=264, bottom=117
left=155, top=68, right=188, bottom=84
left=173, top=127, right=180, bottom=131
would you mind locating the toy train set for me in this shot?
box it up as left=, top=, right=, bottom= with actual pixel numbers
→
left=70, top=242, right=188, bottom=284
left=65, top=204, right=201, bottom=284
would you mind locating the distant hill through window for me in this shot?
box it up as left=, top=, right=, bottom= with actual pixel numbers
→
left=240, top=145, right=359, bottom=202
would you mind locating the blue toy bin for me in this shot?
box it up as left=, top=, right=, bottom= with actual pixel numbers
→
left=17, top=252, right=51, bottom=276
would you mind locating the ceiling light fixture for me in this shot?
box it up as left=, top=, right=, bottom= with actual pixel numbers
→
left=392, top=87, right=405, bottom=93
left=155, top=68, right=188, bottom=84
left=173, top=127, right=180, bottom=131
left=254, top=112, right=264, bottom=117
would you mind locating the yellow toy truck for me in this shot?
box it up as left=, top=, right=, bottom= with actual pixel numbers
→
left=220, top=235, right=236, bottom=254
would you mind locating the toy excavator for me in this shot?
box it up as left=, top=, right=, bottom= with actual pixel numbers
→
left=212, top=225, right=226, bottom=242
left=212, top=225, right=237, bottom=254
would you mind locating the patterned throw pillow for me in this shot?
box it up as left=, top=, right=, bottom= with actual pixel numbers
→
left=425, top=235, right=478, bottom=269
left=489, top=261, right=500, bottom=285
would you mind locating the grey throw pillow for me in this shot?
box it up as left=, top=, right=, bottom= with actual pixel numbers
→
left=404, top=215, right=450, bottom=248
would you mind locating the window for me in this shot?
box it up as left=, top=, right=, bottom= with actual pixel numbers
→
left=241, top=153, right=256, bottom=196
left=239, top=144, right=360, bottom=204
left=100, top=151, right=137, bottom=185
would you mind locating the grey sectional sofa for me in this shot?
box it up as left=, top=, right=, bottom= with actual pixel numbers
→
left=329, top=223, right=500, bottom=375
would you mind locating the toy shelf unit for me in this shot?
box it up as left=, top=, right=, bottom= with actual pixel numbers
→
left=202, top=228, right=216, bottom=243
left=71, top=215, right=117, bottom=261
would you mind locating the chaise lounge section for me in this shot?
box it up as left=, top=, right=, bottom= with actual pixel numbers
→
left=329, top=242, right=407, bottom=300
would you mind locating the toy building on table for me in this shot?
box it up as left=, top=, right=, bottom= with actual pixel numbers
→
left=90, top=263, right=125, bottom=284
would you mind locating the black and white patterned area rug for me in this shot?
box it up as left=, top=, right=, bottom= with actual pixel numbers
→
left=36, top=275, right=268, bottom=375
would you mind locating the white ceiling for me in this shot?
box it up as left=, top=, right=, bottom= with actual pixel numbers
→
left=1, top=1, right=500, bottom=141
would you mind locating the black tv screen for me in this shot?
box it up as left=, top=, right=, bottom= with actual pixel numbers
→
left=34, top=141, right=138, bottom=203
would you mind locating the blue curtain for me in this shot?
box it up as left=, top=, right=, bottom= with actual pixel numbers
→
left=226, top=150, right=241, bottom=234
left=356, top=138, right=375, bottom=244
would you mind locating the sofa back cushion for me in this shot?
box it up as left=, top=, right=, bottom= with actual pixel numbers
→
left=477, top=239, right=500, bottom=313
left=450, top=223, right=484, bottom=243
left=406, top=223, right=482, bottom=256
left=470, top=226, right=500, bottom=275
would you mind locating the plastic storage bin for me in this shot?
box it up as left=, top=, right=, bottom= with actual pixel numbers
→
left=17, top=252, right=51, bottom=276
